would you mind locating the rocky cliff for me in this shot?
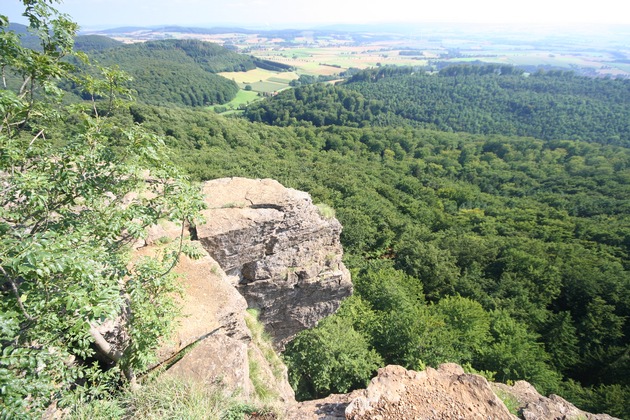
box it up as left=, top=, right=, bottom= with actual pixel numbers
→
left=143, top=177, right=351, bottom=402
left=196, top=177, right=353, bottom=349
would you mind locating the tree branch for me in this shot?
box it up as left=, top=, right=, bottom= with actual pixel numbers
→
left=88, top=323, right=123, bottom=362
left=0, top=266, right=36, bottom=322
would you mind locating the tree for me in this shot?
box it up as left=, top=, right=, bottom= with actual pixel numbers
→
left=477, top=310, right=561, bottom=395
left=0, top=2, right=204, bottom=417
left=283, top=316, right=382, bottom=400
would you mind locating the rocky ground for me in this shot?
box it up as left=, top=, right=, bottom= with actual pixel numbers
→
left=284, top=364, right=620, bottom=420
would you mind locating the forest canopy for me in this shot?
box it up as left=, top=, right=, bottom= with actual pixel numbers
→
left=245, top=65, right=630, bottom=147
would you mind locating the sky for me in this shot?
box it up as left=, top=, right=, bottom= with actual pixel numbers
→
left=4, top=0, right=630, bottom=29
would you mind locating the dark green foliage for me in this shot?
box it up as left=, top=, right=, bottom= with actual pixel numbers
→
left=283, top=316, right=382, bottom=400
left=246, top=65, right=630, bottom=146
left=103, top=39, right=257, bottom=73
left=252, top=57, right=293, bottom=72
left=129, top=102, right=630, bottom=415
left=477, top=310, right=562, bottom=395
left=245, top=83, right=384, bottom=127
left=74, top=35, right=122, bottom=51
left=345, top=66, right=630, bottom=145
left=80, top=39, right=249, bottom=106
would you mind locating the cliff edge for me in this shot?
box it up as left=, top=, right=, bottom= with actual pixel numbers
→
left=196, top=177, right=353, bottom=349
left=144, top=177, right=351, bottom=403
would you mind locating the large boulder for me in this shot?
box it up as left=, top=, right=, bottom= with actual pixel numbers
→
left=143, top=177, right=353, bottom=403
left=345, top=364, right=518, bottom=420
left=196, top=177, right=353, bottom=348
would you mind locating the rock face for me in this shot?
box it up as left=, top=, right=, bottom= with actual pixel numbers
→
left=196, top=177, right=353, bottom=348
left=142, top=177, right=352, bottom=402
left=493, top=381, right=619, bottom=420
left=345, top=364, right=518, bottom=420
left=287, top=364, right=517, bottom=419
left=136, top=238, right=296, bottom=402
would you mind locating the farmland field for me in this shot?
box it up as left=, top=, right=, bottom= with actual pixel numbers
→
left=249, top=81, right=289, bottom=93
left=208, top=89, right=260, bottom=113
left=255, top=44, right=428, bottom=75
left=218, top=68, right=299, bottom=84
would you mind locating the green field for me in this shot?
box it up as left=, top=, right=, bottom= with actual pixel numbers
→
left=208, top=89, right=260, bottom=113
left=249, top=81, right=289, bottom=93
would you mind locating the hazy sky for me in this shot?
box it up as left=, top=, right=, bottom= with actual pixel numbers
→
left=4, top=0, right=630, bottom=28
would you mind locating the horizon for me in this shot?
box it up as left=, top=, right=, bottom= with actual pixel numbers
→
left=4, top=0, right=630, bottom=31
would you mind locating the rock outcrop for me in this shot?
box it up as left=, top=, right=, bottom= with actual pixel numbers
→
left=196, top=177, right=353, bottom=348
left=493, top=381, right=619, bottom=420
left=135, top=234, right=294, bottom=401
left=345, top=364, right=518, bottom=420
left=287, top=364, right=517, bottom=419
left=286, top=364, right=621, bottom=420
left=139, top=177, right=351, bottom=402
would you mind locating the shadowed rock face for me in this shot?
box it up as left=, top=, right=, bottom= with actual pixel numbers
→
left=196, top=177, right=353, bottom=348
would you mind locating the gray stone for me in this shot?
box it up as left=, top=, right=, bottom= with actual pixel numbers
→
left=197, top=177, right=353, bottom=348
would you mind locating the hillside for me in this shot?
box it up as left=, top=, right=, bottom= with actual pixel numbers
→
left=74, top=34, right=123, bottom=51
left=245, top=65, right=630, bottom=146
left=82, top=39, right=259, bottom=106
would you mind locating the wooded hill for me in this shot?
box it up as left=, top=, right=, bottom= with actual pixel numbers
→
left=78, top=38, right=292, bottom=107
left=245, top=65, right=630, bottom=147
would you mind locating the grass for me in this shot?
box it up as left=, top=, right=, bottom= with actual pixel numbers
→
left=494, top=388, right=520, bottom=417
left=249, top=81, right=288, bottom=93
left=245, top=309, right=285, bottom=382
left=68, top=375, right=266, bottom=420
left=221, top=201, right=248, bottom=209
left=248, top=355, right=276, bottom=403
left=267, top=76, right=295, bottom=83
left=315, top=203, right=336, bottom=219
left=209, top=90, right=261, bottom=114
left=243, top=308, right=284, bottom=406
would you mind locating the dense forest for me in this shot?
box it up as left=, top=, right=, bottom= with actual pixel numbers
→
left=245, top=65, right=630, bottom=147
left=120, top=104, right=630, bottom=418
left=2, top=5, right=629, bottom=419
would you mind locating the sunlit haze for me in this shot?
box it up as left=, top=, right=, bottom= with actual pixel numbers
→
left=4, top=0, right=630, bottom=28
